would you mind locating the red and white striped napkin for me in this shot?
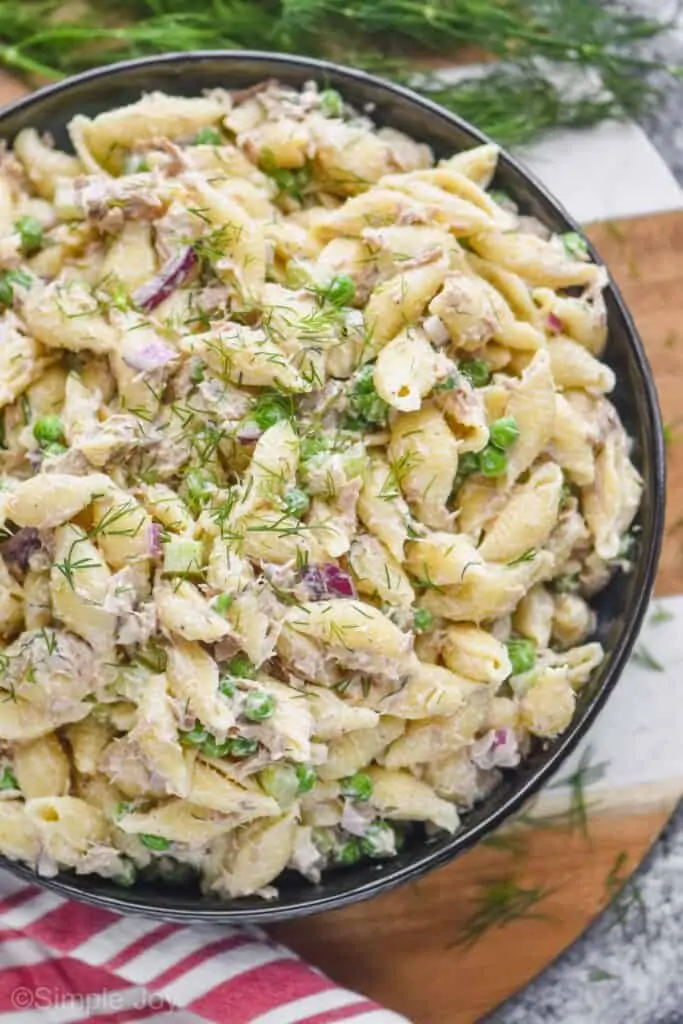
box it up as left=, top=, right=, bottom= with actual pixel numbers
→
left=0, top=871, right=408, bottom=1024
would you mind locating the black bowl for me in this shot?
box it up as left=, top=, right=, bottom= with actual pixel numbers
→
left=0, top=51, right=665, bottom=923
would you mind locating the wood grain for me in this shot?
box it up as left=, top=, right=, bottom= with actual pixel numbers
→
left=1, top=69, right=681, bottom=1024
left=274, top=809, right=670, bottom=1024
left=585, top=215, right=683, bottom=598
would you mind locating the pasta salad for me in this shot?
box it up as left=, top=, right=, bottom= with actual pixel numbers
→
left=0, top=80, right=641, bottom=899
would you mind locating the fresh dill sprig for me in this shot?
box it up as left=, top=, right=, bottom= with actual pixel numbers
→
left=0, top=1, right=679, bottom=146
left=631, top=644, right=664, bottom=673
left=519, top=745, right=607, bottom=837
left=452, top=876, right=555, bottom=948
left=589, top=967, right=618, bottom=983
left=649, top=603, right=674, bottom=626
left=481, top=830, right=528, bottom=857
left=603, top=850, right=648, bottom=937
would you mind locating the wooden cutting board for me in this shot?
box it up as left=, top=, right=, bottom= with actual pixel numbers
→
left=1, top=69, right=681, bottom=1024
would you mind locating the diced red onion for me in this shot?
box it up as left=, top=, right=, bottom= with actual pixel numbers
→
left=471, top=728, right=520, bottom=771
left=133, top=245, right=198, bottom=312
left=301, top=563, right=356, bottom=600
left=146, top=522, right=162, bottom=558
left=123, top=339, right=178, bottom=372
left=0, top=527, right=40, bottom=571
left=546, top=312, right=563, bottom=334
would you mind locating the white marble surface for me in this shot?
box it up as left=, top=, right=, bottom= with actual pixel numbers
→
left=540, top=596, right=683, bottom=807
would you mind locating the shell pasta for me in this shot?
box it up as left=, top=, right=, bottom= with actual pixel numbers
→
left=0, top=80, right=640, bottom=899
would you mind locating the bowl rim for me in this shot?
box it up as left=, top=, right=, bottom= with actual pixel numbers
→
left=0, top=49, right=666, bottom=923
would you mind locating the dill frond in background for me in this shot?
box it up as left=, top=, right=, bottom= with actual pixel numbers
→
left=0, top=0, right=680, bottom=144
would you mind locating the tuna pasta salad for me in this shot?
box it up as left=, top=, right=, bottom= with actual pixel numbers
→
left=0, top=81, right=641, bottom=899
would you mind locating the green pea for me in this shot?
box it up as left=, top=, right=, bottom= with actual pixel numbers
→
left=219, top=675, right=236, bottom=698
left=489, top=416, right=520, bottom=450
left=200, top=734, right=233, bottom=759
left=0, top=269, right=31, bottom=307
left=259, top=764, right=300, bottom=808
left=319, top=89, right=344, bottom=118
left=0, top=767, right=18, bottom=791
left=260, top=151, right=311, bottom=200
left=457, top=451, right=481, bottom=480
left=295, top=763, right=317, bottom=794
left=33, top=415, right=64, bottom=447
left=179, top=724, right=209, bottom=747
left=194, top=126, right=222, bottom=146
left=340, top=772, right=373, bottom=803
left=231, top=736, right=259, bottom=758
left=506, top=637, right=536, bottom=675
left=213, top=592, right=234, bottom=615
left=283, top=487, right=310, bottom=519
left=413, top=608, right=433, bottom=633
left=336, top=838, right=361, bottom=866
left=323, top=274, right=355, bottom=307
left=489, top=189, right=512, bottom=206
left=250, top=395, right=291, bottom=431
left=226, top=654, right=256, bottom=679
left=360, top=821, right=397, bottom=859
left=347, top=364, right=389, bottom=429
left=479, top=445, right=508, bottom=477
left=560, top=231, right=589, bottom=260
left=139, top=833, right=172, bottom=851
left=15, top=215, right=43, bottom=256
left=434, top=373, right=460, bottom=392
left=459, top=359, right=491, bottom=388
left=243, top=690, right=275, bottom=722
left=43, top=442, right=67, bottom=457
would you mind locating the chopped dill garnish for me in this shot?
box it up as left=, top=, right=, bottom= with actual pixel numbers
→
left=506, top=548, right=537, bottom=567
